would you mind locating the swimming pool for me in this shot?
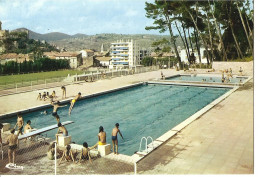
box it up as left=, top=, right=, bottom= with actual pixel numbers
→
left=166, top=74, right=247, bottom=84
left=2, top=84, right=230, bottom=155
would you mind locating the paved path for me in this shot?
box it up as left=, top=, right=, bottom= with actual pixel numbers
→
left=137, top=79, right=253, bottom=174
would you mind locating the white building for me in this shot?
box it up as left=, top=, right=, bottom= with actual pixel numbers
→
left=109, top=39, right=140, bottom=69
left=44, top=52, right=83, bottom=69
left=79, top=49, right=94, bottom=58
left=96, top=57, right=111, bottom=67
left=180, top=47, right=208, bottom=64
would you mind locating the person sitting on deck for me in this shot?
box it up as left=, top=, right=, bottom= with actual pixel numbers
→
left=78, top=142, right=98, bottom=163
left=24, top=120, right=32, bottom=134
left=52, top=91, right=56, bottom=98
left=46, top=92, right=50, bottom=99
left=68, top=92, right=82, bottom=115
left=42, top=92, right=47, bottom=101
left=6, top=129, right=19, bottom=166
left=229, top=68, right=233, bottom=77
left=56, top=123, right=68, bottom=144
left=47, top=142, right=63, bottom=160
left=98, top=126, right=106, bottom=145
left=36, top=93, right=42, bottom=100
left=58, top=145, right=76, bottom=165
left=161, top=71, right=165, bottom=80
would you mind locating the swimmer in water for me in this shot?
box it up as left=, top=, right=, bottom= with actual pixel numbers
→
left=41, top=110, right=48, bottom=115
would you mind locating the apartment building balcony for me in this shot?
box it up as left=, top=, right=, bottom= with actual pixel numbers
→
left=111, top=47, right=129, bottom=50
left=111, top=61, right=129, bottom=65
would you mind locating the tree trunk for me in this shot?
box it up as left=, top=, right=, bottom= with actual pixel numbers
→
left=205, top=12, right=215, bottom=63
left=244, top=9, right=253, bottom=42
left=175, top=21, right=189, bottom=62
left=188, top=28, right=194, bottom=53
left=209, top=0, right=228, bottom=61
left=181, top=21, right=191, bottom=63
left=236, top=1, right=253, bottom=54
left=185, top=8, right=210, bottom=64
left=165, top=16, right=182, bottom=68
left=194, top=29, right=201, bottom=64
left=228, top=1, right=244, bottom=59
left=230, top=23, right=243, bottom=59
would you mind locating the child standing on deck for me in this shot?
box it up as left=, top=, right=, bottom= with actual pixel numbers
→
left=111, top=123, right=124, bottom=155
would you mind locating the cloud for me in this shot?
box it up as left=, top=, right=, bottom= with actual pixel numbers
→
left=0, top=0, right=161, bottom=35
left=125, top=9, right=139, bottom=17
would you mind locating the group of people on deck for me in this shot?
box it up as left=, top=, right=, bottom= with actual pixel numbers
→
left=49, top=123, right=124, bottom=164
left=37, top=86, right=66, bottom=102
left=0, top=85, right=124, bottom=166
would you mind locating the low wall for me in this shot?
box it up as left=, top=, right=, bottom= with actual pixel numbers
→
left=212, top=61, right=253, bottom=76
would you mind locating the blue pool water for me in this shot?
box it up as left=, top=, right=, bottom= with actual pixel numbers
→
left=2, top=84, right=230, bottom=155
left=167, top=75, right=247, bottom=83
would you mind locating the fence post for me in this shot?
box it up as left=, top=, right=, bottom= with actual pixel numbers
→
left=55, top=142, right=57, bottom=175
left=134, top=162, right=137, bottom=175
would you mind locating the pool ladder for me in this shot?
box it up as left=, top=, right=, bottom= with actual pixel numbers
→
left=139, top=136, right=154, bottom=153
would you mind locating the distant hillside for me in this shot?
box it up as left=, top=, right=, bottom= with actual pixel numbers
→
left=14, top=28, right=184, bottom=52
left=13, top=28, right=72, bottom=41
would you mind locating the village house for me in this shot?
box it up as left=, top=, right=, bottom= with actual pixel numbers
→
left=0, top=53, right=31, bottom=64
left=79, top=49, right=94, bottom=57
left=43, top=52, right=83, bottom=69
left=95, top=56, right=111, bottom=67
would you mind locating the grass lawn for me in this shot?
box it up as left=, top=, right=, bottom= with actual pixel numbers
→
left=0, top=70, right=85, bottom=85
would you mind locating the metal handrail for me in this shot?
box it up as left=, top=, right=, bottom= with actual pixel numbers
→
left=138, top=137, right=147, bottom=152
left=138, top=136, right=154, bottom=153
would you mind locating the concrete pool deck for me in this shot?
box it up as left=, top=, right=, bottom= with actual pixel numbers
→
left=137, top=79, right=254, bottom=174
left=0, top=68, right=254, bottom=174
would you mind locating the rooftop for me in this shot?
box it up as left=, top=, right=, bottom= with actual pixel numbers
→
left=96, top=56, right=111, bottom=61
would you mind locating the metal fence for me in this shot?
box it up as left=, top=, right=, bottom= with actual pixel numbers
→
left=0, top=124, right=143, bottom=175
left=0, top=66, right=160, bottom=96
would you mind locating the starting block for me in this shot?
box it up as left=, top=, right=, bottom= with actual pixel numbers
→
left=98, top=144, right=111, bottom=156
left=58, top=136, right=71, bottom=147
left=1, top=123, right=10, bottom=133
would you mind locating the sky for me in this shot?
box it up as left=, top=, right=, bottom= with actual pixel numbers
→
left=0, top=0, right=161, bottom=35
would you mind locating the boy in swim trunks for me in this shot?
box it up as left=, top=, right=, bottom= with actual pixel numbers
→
left=6, top=129, right=19, bottom=165
left=61, top=86, right=66, bottom=99
left=78, top=142, right=98, bottom=163
left=68, top=92, right=82, bottom=115
left=51, top=101, right=67, bottom=122
left=111, top=123, right=124, bottom=155
left=98, top=126, right=106, bottom=145
left=56, top=123, right=68, bottom=144
left=14, top=113, right=24, bottom=136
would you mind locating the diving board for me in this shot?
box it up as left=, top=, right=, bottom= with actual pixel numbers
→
left=18, top=121, right=74, bottom=140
